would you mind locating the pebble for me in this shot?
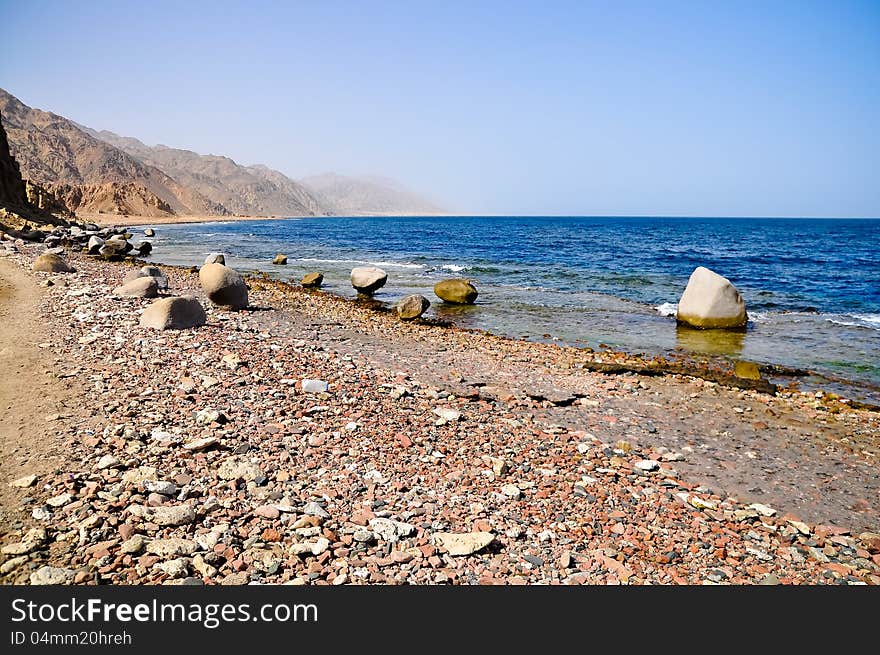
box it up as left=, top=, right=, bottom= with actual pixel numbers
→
left=433, top=532, right=495, bottom=556
left=301, top=379, right=329, bottom=393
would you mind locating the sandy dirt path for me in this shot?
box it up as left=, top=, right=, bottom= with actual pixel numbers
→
left=0, top=259, right=76, bottom=536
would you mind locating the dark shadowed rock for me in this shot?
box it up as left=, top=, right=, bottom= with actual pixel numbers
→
left=397, top=294, right=430, bottom=320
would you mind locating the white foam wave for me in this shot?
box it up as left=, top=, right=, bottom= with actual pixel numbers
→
left=655, top=302, right=677, bottom=317
left=296, top=258, right=423, bottom=269
left=441, top=264, right=470, bottom=273
left=826, top=313, right=880, bottom=330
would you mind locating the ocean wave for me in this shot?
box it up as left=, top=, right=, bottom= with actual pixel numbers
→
left=825, top=313, right=880, bottom=330
left=440, top=264, right=470, bottom=273
left=296, top=258, right=424, bottom=269
left=655, top=302, right=677, bottom=317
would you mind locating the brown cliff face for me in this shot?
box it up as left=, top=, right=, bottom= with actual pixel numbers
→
left=0, top=89, right=227, bottom=217
left=0, top=109, right=29, bottom=213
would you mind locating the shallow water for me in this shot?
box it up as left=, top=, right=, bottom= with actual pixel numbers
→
left=139, top=216, right=880, bottom=399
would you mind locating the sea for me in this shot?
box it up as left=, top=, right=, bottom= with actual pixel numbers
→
left=141, top=216, right=880, bottom=401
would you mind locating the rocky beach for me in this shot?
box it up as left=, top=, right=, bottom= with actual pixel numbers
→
left=1, top=228, right=878, bottom=586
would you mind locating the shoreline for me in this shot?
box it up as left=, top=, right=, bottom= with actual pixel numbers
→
left=0, top=243, right=878, bottom=585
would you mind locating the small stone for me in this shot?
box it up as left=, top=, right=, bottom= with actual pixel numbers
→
left=749, top=503, right=777, bottom=517
left=433, top=532, right=495, bottom=556
left=97, top=454, right=121, bottom=470
left=146, top=538, right=197, bottom=557
left=635, top=459, right=660, bottom=472
left=217, top=459, right=264, bottom=482
left=758, top=574, right=781, bottom=585
left=182, top=436, right=219, bottom=451
left=144, top=480, right=179, bottom=496
left=30, top=566, right=75, bottom=585
left=290, top=538, right=330, bottom=556
left=369, top=518, right=416, bottom=542
left=254, top=505, right=281, bottom=519
left=9, top=474, right=37, bottom=488
left=121, top=535, right=145, bottom=554
left=146, top=504, right=195, bottom=526
left=301, top=379, right=329, bottom=394
left=303, top=501, right=331, bottom=519
left=501, top=484, right=522, bottom=499
left=432, top=407, right=461, bottom=421
left=46, top=492, right=73, bottom=507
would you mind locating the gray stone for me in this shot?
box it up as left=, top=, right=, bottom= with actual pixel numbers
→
left=217, top=459, right=264, bottom=482
left=199, top=263, right=248, bottom=310
left=677, top=266, right=748, bottom=329
left=396, top=294, right=430, bottom=320
left=204, top=253, right=225, bottom=265
left=30, top=566, right=75, bottom=585
left=113, top=276, right=159, bottom=298
left=140, top=296, right=206, bottom=330
left=146, top=538, right=197, bottom=557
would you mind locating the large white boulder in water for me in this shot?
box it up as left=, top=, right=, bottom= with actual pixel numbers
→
left=351, top=266, right=387, bottom=295
left=676, top=266, right=747, bottom=329
left=199, top=263, right=248, bottom=310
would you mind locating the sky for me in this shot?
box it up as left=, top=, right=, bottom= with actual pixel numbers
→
left=1, top=0, right=878, bottom=217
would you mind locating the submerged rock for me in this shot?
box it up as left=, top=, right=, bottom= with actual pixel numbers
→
left=272, top=253, right=288, bottom=265
left=676, top=266, right=747, bottom=329
left=301, top=272, right=323, bottom=288
left=434, top=278, right=478, bottom=304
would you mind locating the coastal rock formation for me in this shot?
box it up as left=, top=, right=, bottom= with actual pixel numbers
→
left=301, top=272, right=323, bottom=288
left=113, top=276, right=159, bottom=298
left=140, top=296, right=206, bottom=330
left=397, top=294, right=430, bottom=320
left=677, top=266, right=747, bottom=329
left=199, top=263, right=248, bottom=310
left=204, top=253, right=225, bottom=265
left=32, top=253, right=74, bottom=273
left=87, top=236, right=104, bottom=254
left=434, top=278, right=478, bottom=304
left=0, top=89, right=227, bottom=218
left=351, top=266, right=388, bottom=295
left=272, top=254, right=288, bottom=265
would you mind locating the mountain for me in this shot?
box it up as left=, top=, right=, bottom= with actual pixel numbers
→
left=0, top=89, right=225, bottom=217
left=300, top=173, right=443, bottom=215
left=0, top=88, right=443, bottom=219
left=85, top=129, right=326, bottom=217
left=0, top=109, right=28, bottom=214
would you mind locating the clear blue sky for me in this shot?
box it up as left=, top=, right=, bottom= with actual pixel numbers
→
left=1, top=0, right=878, bottom=216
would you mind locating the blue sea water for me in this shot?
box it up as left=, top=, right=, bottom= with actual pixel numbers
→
left=143, top=216, right=880, bottom=397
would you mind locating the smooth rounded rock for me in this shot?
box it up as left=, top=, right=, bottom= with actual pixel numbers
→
left=32, top=253, right=75, bottom=273
left=140, top=296, right=206, bottom=330
left=204, top=253, right=225, bottom=265
left=113, top=276, right=159, bottom=298
left=396, top=294, right=430, bottom=320
left=199, top=263, right=248, bottom=310
left=272, top=254, right=288, bottom=265
left=351, top=266, right=387, bottom=295
left=434, top=278, right=478, bottom=304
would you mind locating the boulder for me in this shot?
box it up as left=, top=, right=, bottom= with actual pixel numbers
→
left=32, top=253, right=75, bottom=273
left=105, top=235, right=132, bottom=254
left=199, top=263, right=248, bottom=310
left=144, top=228, right=155, bottom=237
left=140, top=296, right=206, bottom=330
left=137, top=241, right=152, bottom=255
left=396, top=294, right=430, bottom=320
left=204, top=253, right=225, bottom=265
left=272, top=253, right=288, bottom=265
left=351, top=266, right=387, bottom=295
left=86, top=235, right=104, bottom=254
left=301, top=272, right=323, bottom=288
left=676, top=266, right=747, bottom=329
left=113, top=276, right=159, bottom=298
left=434, top=278, right=478, bottom=304
left=140, top=265, right=169, bottom=290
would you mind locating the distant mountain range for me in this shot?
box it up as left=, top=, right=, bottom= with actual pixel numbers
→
left=0, top=88, right=442, bottom=218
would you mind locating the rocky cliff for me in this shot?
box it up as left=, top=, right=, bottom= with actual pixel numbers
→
left=0, top=109, right=29, bottom=213
left=0, top=89, right=226, bottom=217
